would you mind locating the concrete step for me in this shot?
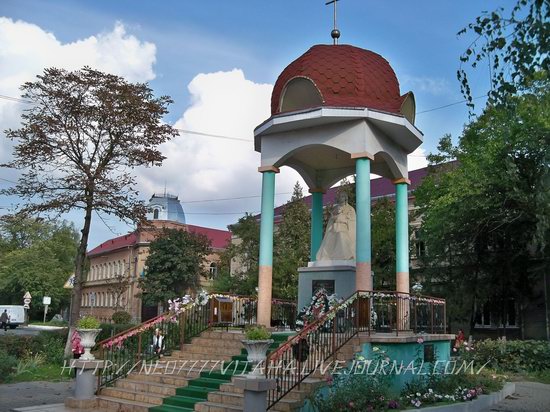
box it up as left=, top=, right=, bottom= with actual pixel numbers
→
left=207, top=391, right=243, bottom=407
left=98, top=394, right=156, bottom=412
left=127, top=371, right=194, bottom=387
left=194, top=401, right=243, bottom=412
left=100, top=386, right=165, bottom=405
left=115, top=377, right=179, bottom=396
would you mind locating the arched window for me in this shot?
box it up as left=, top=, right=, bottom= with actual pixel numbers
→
left=209, top=262, right=217, bottom=279
left=153, top=208, right=159, bottom=219
left=279, top=77, right=323, bottom=113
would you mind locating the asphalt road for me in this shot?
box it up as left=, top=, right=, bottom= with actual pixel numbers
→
left=0, top=325, right=66, bottom=337
left=480, top=382, right=550, bottom=412
left=0, top=381, right=73, bottom=412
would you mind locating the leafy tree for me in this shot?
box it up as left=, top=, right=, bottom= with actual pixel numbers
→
left=1, top=67, right=178, bottom=327
left=457, top=0, right=549, bottom=108
left=0, top=216, right=79, bottom=319
left=139, top=228, right=212, bottom=305
left=371, top=197, right=396, bottom=290
left=273, top=182, right=311, bottom=299
left=213, top=213, right=260, bottom=296
left=414, top=84, right=550, bottom=335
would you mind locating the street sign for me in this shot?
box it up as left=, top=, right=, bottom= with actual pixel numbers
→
left=43, top=296, right=51, bottom=305
left=63, top=274, right=75, bottom=289
left=24, top=291, right=32, bottom=299
left=23, top=298, right=31, bottom=304
left=23, top=304, right=30, bottom=309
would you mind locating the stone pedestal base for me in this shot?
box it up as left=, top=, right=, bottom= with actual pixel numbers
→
left=64, top=360, right=104, bottom=409
left=234, top=376, right=276, bottom=412
left=298, top=265, right=356, bottom=310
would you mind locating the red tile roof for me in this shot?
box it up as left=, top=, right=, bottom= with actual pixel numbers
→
left=186, top=224, right=232, bottom=250
left=88, top=232, right=138, bottom=257
left=87, top=225, right=231, bottom=256
left=271, top=44, right=406, bottom=115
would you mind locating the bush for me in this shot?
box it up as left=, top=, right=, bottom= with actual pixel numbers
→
left=0, top=349, right=17, bottom=382
left=97, top=323, right=135, bottom=342
left=244, top=325, right=271, bottom=340
left=461, top=339, right=550, bottom=373
left=112, top=311, right=132, bottom=324
left=77, top=315, right=101, bottom=329
left=35, top=330, right=67, bottom=364
left=313, top=373, right=394, bottom=412
left=0, top=335, right=37, bottom=358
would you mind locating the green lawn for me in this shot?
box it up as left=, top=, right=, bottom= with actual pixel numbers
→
left=7, top=363, right=72, bottom=383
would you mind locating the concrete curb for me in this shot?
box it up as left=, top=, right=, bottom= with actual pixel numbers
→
left=418, top=383, right=516, bottom=412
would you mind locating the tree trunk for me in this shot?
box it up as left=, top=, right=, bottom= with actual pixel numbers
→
left=64, top=198, right=94, bottom=356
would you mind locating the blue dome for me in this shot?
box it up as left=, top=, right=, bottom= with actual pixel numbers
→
left=147, top=193, right=186, bottom=224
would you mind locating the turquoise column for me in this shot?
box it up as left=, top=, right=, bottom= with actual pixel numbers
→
left=395, top=181, right=410, bottom=284
left=257, top=169, right=277, bottom=327
left=259, top=171, right=276, bottom=267
left=355, top=157, right=372, bottom=291
left=310, top=191, right=324, bottom=261
left=395, top=180, right=410, bottom=330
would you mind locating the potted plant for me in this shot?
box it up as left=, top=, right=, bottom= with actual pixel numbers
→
left=241, top=325, right=273, bottom=376
left=76, top=315, right=102, bottom=360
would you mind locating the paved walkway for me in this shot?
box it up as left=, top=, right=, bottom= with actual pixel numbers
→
left=0, top=381, right=73, bottom=412
left=480, top=381, right=550, bottom=412
left=2, top=380, right=548, bottom=412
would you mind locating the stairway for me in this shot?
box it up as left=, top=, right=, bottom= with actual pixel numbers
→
left=195, top=335, right=362, bottom=412
left=97, top=330, right=292, bottom=412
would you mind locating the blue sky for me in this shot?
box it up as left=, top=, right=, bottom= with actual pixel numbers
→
left=0, top=0, right=503, bottom=247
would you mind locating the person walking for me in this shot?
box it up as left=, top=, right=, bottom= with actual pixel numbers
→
left=0, top=310, right=9, bottom=331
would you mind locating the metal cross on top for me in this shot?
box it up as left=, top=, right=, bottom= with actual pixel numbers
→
left=326, top=0, right=341, bottom=45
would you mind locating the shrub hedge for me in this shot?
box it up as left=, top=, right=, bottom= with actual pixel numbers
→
left=96, top=323, right=135, bottom=342
left=111, top=311, right=132, bottom=324
left=461, top=339, right=550, bottom=373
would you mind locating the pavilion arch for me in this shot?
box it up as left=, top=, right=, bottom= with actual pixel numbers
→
left=274, top=143, right=354, bottom=190
left=372, top=150, right=401, bottom=180
left=279, top=77, right=324, bottom=113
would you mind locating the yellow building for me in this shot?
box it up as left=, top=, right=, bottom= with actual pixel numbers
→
left=80, top=193, right=230, bottom=323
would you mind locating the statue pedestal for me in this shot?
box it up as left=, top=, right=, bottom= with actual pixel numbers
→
left=297, top=265, right=356, bottom=310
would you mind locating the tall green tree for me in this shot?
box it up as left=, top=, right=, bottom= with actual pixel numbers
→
left=414, top=83, right=550, bottom=335
left=457, top=0, right=549, bottom=108
left=213, top=213, right=261, bottom=296
left=273, top=182, right=311, bottom=299
left=139, top=229, right=212, bottom=305
left=0, top=216, right=79, bottom=318
left=1, top=67, right=178, bottom=328
left=371, top=197, right=396, bottom=290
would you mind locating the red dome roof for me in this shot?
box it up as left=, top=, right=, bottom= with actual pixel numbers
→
left=271, top=44, right=407, bottom=116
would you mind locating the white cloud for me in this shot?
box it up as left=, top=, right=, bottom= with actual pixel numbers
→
left=0, top=17, right=157, bottom=161
left=408, top=146, right=429, bottom=171
left=136, top=69, right=305, bottom=216
left=400, top=74, right=450, bottom=96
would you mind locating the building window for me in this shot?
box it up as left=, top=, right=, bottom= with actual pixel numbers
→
left=209, top=263, right=217, bottom=279
left=153, top=208, right=159, bottom=219
left=474, top=299, right=518, bottom=328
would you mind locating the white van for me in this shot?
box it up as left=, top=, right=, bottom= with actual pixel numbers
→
left=0, top=305, right=26, bottom=328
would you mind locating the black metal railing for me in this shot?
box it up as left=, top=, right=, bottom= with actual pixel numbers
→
left=265, top=290, right=446, bottom=409
left=96, top=293, right=297, bottom=389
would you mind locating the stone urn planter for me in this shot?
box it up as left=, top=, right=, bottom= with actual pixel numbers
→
left=76, top=315, right=102, bottom=361
left=242, top=326, right=273, bottom=377
left=76, top=328, right=102, bottom=360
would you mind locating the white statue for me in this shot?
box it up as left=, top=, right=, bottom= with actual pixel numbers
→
left=316, top=192, right=356, bottom=261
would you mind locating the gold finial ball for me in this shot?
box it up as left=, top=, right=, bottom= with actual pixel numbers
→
left=331, top=29, right=341, bottom=41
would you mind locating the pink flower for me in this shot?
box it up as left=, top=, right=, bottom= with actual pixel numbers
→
left=417, top=337, right=424, bottom=344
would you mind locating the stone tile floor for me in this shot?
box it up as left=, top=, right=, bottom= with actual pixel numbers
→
left=2, top=380, right=549, bottom=412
